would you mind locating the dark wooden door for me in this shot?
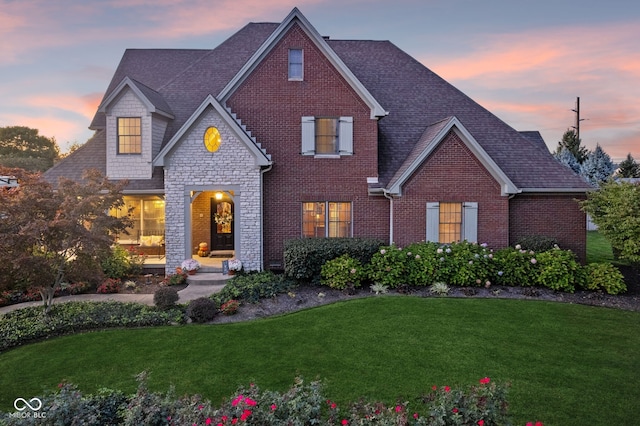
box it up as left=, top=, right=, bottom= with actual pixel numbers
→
left=211, top=198, right=234, bottom=251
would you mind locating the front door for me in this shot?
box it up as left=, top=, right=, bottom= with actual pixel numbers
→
left=211, top=197, right=234, bottom=251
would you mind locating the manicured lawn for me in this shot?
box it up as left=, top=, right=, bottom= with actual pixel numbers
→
left=586, top=230, right=616, bottom=264
left=1, top=297, right=639, bottom=425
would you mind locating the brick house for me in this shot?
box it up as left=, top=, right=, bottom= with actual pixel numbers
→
left=44, top=8, right=591, bottom=274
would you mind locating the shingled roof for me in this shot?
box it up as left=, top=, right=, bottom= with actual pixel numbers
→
left=46, top=11, right=590, bottom=193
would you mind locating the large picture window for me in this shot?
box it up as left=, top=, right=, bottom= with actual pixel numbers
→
left=110, top=195, right=165, bottom=243
left=117, top=117, right=142, bottom=154
left=302, top=202, right=352, bottom=238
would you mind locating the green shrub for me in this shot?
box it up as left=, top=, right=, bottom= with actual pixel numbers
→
left=0, top=302, right=185, bottom=352
left=164, top=272, right=188, bottom=286
left=186, top=297, right=217, bottom=323
left=535, top=248, right=585, bottom=292
left=101, top=245, right=131, bottom=279
left=515, top=235, right=559, bottom=252
left=368, top=244, right=410, bottom=288
left=434, top=241, right=495, bottom=286
left=320, top=254, right=365, bottom=290
left=284, top=238, right=382, bottom=282
left=212, top=271, right=296, bottom=305
left=493, top=247, right=539, bottom=286
left=584, top=263, right=627, bottom=294
left=404, top=242, right=440, bottom=286
left=153, top=286, right=180, bottom=309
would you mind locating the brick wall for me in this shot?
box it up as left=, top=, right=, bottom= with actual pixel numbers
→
left=393, top=131, right=509, bottom=248
left=227, top=23, right=389, bottom=267
left=509, top=193, right=587, bottom=262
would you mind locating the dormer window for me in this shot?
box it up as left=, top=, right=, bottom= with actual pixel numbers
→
left=117, top=117, right=142, bottom=154
left=288, top=49, right=303, bottom=80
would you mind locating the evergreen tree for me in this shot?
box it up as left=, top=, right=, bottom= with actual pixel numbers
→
left=580, top=144, right=615, bottom=187
left=616, top=153, right=640, bottom=178
left=554, top=148, right=581, bottom=174
left=555, top=129, right=588, bottom=164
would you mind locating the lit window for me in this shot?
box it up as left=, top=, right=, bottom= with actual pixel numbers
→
left=117, top=117, right=141, bottom=154
left=315, top=118, right=339, bottom=154
left=110, top=195, right=165, bottom=243
left=439, top=202, right=462, bottom=243
left=302, top=202, right=352, bottom=237
left=288, top=49, right=303, bottom=80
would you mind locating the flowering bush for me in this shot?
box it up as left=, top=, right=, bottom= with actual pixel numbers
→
left=220, top=299, right=240, bottom=315
left=181, top=258, right=201, bottom=272
left=493, top=247, right=539, bottom=286
left=321, top=254, right=365, bottom=290
left=368, top=245, right=410, bottom=288
left=434, top=241, right=495, bottom=286
left=96, top=278, right=122, bottom=294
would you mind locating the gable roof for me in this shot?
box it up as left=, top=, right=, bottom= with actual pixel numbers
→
left=153, top=95, right=271, bottom=167
left=219, top=7, right=387, bottom=120
left=386, top=117, right=518, bottom=196
left=98, top=77, right=174, bottom=119
left=61, top=7, right=589, bottom=194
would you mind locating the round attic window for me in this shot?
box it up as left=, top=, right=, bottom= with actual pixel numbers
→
left=204, top=127, right=222, bottom=152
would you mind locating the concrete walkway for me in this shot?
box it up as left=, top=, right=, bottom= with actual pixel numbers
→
left=0, top=280, right=227, bottom=315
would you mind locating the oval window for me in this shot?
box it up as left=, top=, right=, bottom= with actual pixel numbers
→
left=204, top=127, right=222, bottom=152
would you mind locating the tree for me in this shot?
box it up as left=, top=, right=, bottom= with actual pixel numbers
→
left=0, top=167, right=130, bottom=312
left=580, top=144, right=615, bottom=187
left=616, top=153, right=640, bottom=178
left=554, top=148, right=581, bottom=174
left=0, top=126, right=60, bottom=171
left=555, top=129, right=588, bottom=164
left=581, top=180, right=640, bottom=265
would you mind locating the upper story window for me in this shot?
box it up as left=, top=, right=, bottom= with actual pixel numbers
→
left=117, top=117, right=142, bottom=154
left=301, top=116, right=353, bottom=157
left=288, top=49, right=303, bottom=80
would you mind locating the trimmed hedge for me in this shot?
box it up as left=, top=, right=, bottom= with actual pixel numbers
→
left=0, top=302, right=185, bottom=352
left=284, top=237, right=383, bottom=283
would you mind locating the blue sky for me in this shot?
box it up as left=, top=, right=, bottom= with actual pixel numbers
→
left=1, top=0, right=639, bottom=161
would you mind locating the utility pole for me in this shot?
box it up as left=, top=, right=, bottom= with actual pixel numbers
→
left=571, top=97, right=586, bottom=141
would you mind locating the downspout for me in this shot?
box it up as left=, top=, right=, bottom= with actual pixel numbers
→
left=260, top=164, right=273, bottom=271
left=383, top=190, right=394, bottom=245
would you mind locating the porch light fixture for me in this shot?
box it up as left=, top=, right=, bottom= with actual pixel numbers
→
left=215, top=192, right=223, bottom=200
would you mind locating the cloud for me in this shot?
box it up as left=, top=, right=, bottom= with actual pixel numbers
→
left=419, top=21, right=640, bottom=160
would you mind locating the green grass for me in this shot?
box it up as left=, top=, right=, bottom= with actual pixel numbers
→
left=587, top=230, right=615, bottom=263
left=1, top=297, right=639, bottom=425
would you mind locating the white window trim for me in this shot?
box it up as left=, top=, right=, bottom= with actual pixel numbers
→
left=301, top=116, right=353, bottom=157
left=426, top=201, right=478, bottom=243
left=288, top=48, right=303, bottom=81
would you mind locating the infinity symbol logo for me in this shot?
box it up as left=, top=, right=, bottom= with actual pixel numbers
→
left=14, top=397, right=43, bottom=411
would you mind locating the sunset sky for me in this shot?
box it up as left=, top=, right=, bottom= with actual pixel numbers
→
left=1, top=0, right=638, bottom=162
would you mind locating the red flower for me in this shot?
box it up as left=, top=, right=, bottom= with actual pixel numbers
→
left=395, top=405, right=403, bottom=412
left=479, top=377, right=491, bottom=384
left=413, top=413, right=419, bottom=419
left=245, top=398, right=257, bottom=407
left=536, top=422, right=544, bottom=426
left=452, top=408, right=459, bottom=413
left=271, top=404, right=277, bottom=411
left=341, top=420, right=348, bottom=425
left=432, top=385, right=437, bottom=391
left=205, top=419, right=211, bottom=425
left=444, top=386, right=451, bottom=392
left=478, top=420, right=485, bottom=426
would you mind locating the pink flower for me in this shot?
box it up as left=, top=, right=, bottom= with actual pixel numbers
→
left=444, top=386, right=451, bottom=392
left=527, top=423, right=533, bottom=426
left=205, top=419, right=211, bottom=425
left=395, top=405, right=402, bottom=412
left=199, top=405, right=204, bottom=410
left=432, top=385, right=437, bottom=391
left=530, top=258, right=537, bottom=264
left=232, top=395, right=244, bottom=407
left=245, top=398, right=257, bottom=407
left=413, top=413, right=419, bottom=419
left=331, top=403, right=337, bottom=409
left=342, top=420, right=349, bottom=425
left=479, top=377, right=491, bottom=384
left=240, top=410, right=251, bottom=421
left=271, top=404, right=277, bottom=411
left=536, top=422, right=544, bottom=426
left=478, top=420, right=485, bottom=426
left=221, top=416, right=228, bottom=422
left=452, top=408, right=459, bottom=413
left=232, top=419, right=238, bottom=425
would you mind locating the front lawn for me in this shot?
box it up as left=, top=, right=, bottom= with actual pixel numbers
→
left=1, top=297, right=639, bottom=425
